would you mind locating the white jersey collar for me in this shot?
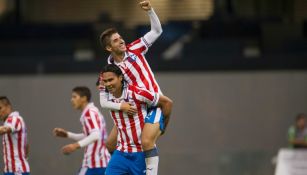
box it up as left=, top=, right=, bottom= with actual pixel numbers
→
left=108, top=83, right=129, bottom=102
left=107, top=52, right=130, bottom=65
left=81, top=102, right=94, bottom=116
left=9, top=111, right=19, bottom=117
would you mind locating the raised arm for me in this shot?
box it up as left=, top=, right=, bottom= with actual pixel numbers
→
left=140, top=0, right=163, bottom=46
left=61, top=130, right=100, bottom=155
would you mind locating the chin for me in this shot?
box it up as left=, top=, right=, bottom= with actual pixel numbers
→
left=121, top=47, right=127, bottom=52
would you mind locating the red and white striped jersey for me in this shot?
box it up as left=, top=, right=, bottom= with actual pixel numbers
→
left=107, top=37, right=162, bottom=94
left=2, top=111, right=30, bottom=173
left=108, top=84, right=159, bottom=153
left=80, top=103, right=110, bottom=168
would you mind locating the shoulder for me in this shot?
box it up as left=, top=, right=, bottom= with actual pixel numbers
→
left=6, top=115, right=22, bottom=122
left=127, top=38, right=142, bottom=48
left=127, top=38, right=147, bottom=53
left=128, top=84, right=145, bottom=93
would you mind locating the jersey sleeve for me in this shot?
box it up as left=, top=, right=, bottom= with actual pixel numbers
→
left=5, top=116, right=22, bottom=133
left=133, top=86, right=159, bottom=107
left=78, top=130, right=100, bottom=148
left=100, top=88, right=121, bottom=110
left=143, top=9, right=162, bottom=47
left=127, top=38, right=149, bottom=55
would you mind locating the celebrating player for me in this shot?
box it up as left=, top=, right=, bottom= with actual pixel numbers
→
left=100, top=64, right=172, bottom=175
left=53, top=87, right=110, bottom=175
left=99, top=1, right=171, bottom=174
left=0, top=96, right=30, bottom=175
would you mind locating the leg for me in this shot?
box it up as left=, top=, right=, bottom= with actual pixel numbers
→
left=85, top=168, right=107, bottom=175
left=105, top=151, right=129, bottom=175
left=142, top=108, right=164, bottom=175
left=129, top=152, right=146, bottom=175
left=141, top=123, right=161, bottom=151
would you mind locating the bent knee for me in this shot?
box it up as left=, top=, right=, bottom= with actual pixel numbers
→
left=141, top=136, right=155, bottom=150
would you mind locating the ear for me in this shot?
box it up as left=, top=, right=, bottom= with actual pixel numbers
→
left=106, top=45, right=112, bottom=52
left=81, top=96, right=88, bottom=103
left=119, top=75, right=123, bottom=82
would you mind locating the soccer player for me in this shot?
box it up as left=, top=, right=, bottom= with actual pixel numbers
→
left=0, top=96, right=30, bottom=175
left=99, top=1, right=171, bottom=174
left=100, top=64, right=173, bottom=175
left=53, top=87, right=110, bottom=175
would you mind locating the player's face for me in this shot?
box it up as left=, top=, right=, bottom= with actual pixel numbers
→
left=0, top=102, right=9, bottom=120
left=296, top=118, right=306, bottom=129
left=107, top=33, right=126, bottom=54
left=102, top=72, right=123, bottom=95
left=71, top=92, right=85, bottom=110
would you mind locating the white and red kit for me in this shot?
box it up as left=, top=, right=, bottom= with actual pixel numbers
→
left=68, top=103, right=110, bottom=168
left=2, top=111, right=30, bottom=173
left=107, top=84, right=159, bottom=153
left=100, top=9, right=163, bottom=112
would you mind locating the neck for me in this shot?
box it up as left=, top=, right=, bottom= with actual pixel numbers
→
left=80, top=102, right=89, bottom=111
left=112, top=52, right=125, bottom=63
left=1, top=115, right=8, bottom=122
left=1, top=109, right=12, bottom=121
left=113, top=86, right=123, bottom=98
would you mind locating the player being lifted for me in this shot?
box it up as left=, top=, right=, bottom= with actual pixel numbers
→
left=53, top=87, right=110, bottom=175
left=99, top=0, right=172, bottom=174
left=100, top=64, right=173, bottom=175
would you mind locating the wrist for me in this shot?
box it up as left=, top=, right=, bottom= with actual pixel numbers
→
left=74, top=142, right=81, bottom=149
left=147, top=8, right=153, bottom=13
left=67, top=132, right=72, bottom=138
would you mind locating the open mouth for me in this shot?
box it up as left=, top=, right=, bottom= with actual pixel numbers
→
left=107, top=86, right=114, bottom=92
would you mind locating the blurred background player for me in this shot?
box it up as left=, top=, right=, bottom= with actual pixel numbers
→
left=99, top=1, right=171, bottom=174
left=100, top=64, right=172, bottom=175
left=0, top=96, right=30, bottom=175
left=53, top=86, right=110, bottom=175
left=288, top=113, right=307, bottom=148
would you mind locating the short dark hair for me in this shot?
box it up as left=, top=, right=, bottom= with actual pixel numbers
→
left=99, top=28, right=118, bottom=49
left=296, top=113, right=306, bottom=121
left=0, top=96, right=11, bottom=106
left=72, top=87, right=91, bottom=102
left=100, top=64, right=123, bottom=77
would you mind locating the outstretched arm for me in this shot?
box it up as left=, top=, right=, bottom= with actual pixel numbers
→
left=53, top=128, right=85, bottom=141
left=61, top=130, right=100, bottom=155
left=140, top=0, right=163, bottom=46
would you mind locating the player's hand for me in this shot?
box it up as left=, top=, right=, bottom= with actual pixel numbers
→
left=139, top=0, right=152, bottom=11
left=120, top=102, right=138, bottom=116
left=0, top=126, right=10, bottom=135
left=61, top=143, right=80, bottom=155
left=53, top=128, right=68, bottom=138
